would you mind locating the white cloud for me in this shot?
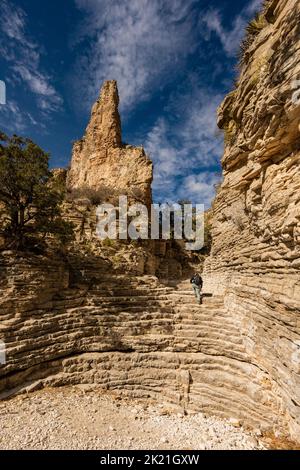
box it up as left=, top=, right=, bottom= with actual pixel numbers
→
left=73, top=0, right=198, bottom=111
left=72, top=0, right=264, bottom=111
left=144, top=86, right=223, bottom=207
left=179, top=172, right=221, bottom=207
left=12, top=65, right=63, bottom=112
left=245, top=0, right=265, bottom=15
left=0, top=99, right=39, bottom=133
left=0, top=0, right=27, bottom=43
left=0, top=0, right=62, bottom=115
left=200, top=0, right=264, bottom=57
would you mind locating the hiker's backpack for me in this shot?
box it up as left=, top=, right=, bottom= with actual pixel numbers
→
left=192, top=275, right=203, bottom=288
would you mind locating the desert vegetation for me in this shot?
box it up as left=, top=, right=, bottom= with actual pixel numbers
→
left=0, top=132, right=74, bottom=251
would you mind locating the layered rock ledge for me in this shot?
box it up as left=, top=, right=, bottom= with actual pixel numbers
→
left=204, top=0, right=300, bottom=440
left=0, top=253, right=287, bottom=437
left=0, top=0, right=300, bottom=446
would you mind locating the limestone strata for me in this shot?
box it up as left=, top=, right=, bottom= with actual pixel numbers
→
left=67, top=81, right=152, bottom=207
left=1, top=0, right=300, bottom=445
left=60, top=197, right=186, bottom=279
left=0, top=253, right=288, bottom=434
left=205, top=0, right=300, bottom=440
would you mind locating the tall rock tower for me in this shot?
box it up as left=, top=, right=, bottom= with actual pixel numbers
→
left=67, top=80, right=153, bottom=207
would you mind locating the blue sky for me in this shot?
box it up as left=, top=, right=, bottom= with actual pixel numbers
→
left=0, top=0, right=263, bottom=206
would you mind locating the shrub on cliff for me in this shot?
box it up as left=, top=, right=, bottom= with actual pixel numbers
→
left=0, top=132, right=74, bottom=250
left=66, top=185, right=118, bottom=205
left=238, top=11, right=269, bottom=67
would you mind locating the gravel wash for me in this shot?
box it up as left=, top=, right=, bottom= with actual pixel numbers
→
left=0, top=385, right=265, bottom=450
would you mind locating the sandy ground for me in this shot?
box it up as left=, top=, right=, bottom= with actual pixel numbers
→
left=0, top=385, right=265, bottom=450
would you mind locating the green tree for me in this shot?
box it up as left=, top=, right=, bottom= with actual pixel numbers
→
left=0, top=132, right=73, bottom=250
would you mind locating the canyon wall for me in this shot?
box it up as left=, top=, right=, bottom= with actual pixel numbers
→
left=0, top=0, right=300, bottom=445
left=0, top=252, right=287, bottom=436
left=205, top=0, right=300, bottom=439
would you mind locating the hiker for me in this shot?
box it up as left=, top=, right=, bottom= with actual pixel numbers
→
left=190, top=272, right=203, bottom=305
